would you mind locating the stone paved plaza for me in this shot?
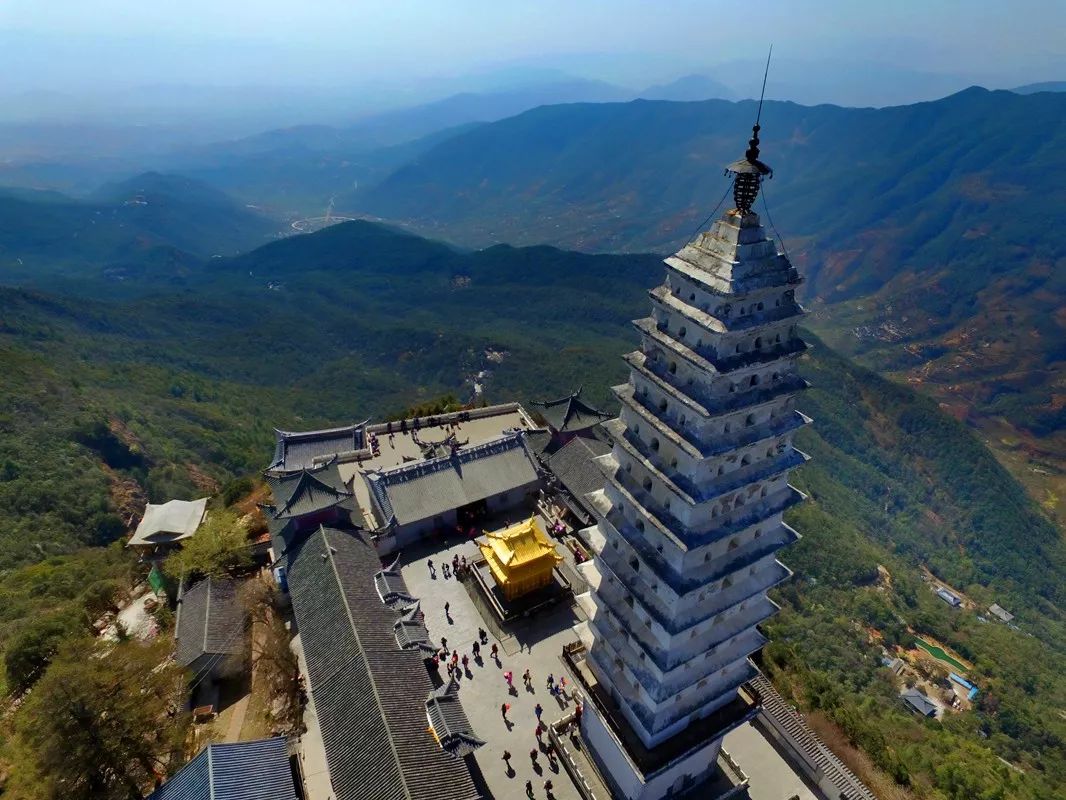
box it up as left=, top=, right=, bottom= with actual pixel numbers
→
left=400, top=533, right=588, bottom=800
left=397, top=524, right=828, bottom=800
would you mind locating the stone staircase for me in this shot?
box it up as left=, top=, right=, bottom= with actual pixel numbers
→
left=747, top=674, right=878, bottom=800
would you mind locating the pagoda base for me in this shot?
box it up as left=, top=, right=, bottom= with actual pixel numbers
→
left=564, top=643, right=755, bottom=800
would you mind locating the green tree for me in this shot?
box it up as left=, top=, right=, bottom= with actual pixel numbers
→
left=18, top=639, right=188, bottom=800
left=164, top=509, right=251, bottom=580
left=3, top=611, right=83, bottom=694
left=79, top=578, right=126, bottom=620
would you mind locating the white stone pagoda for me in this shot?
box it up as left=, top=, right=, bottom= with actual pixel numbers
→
left=572, top=120, right=811, bottom=799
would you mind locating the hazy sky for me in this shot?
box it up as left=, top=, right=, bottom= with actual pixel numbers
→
left=2, top=0, right=1062, bottom=91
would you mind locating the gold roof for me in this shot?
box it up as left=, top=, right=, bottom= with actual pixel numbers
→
left=480, top=516, right=561, bottom=569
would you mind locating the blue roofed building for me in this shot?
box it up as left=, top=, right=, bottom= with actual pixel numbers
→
left=148, top=737, right=297, bottom=800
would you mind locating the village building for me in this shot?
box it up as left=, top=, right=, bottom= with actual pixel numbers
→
left=564, top=116, right=811, bottom=799
left=989, top=602, right=1014, bottom=623
left=937, top=587, right=963, bottom=607
left=902, top=688, right=939, bottom=718
left=148, top=737, right=298, bottom=800
left=127, top=497, right=208, bottom=556
left=174, top=576, right=246, bottom=683
left=478, top=515, right=563, bottom=601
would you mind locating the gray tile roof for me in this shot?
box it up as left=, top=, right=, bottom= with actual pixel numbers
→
left=264, top=462, right=353, bottom=520
left=366, top=432, right=540, bottom=528
left=284, top=526, right=480, bottom=800
left=525, top=428, right=553, bottom=457
left=425, top=681, right=485, bottom=758
left=148, top=737, right=296, bottom=800
left=271, top=424, right=367, bottom=472
left=531, top=389, right=611, bottom=434
left=175, top=577, right=245, bottom=668
left=902, top=688, right=938, bottom=717
left=546, top=436, right=612, bottom=514
left=374, top=568, right=417, bottom=609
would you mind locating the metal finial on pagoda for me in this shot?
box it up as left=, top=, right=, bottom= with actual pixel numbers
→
left=726, top=47, right=774, bottom=215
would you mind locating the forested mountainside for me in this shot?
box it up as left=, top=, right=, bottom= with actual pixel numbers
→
left=0, top=173, right=277, bottom=289
left=0, top=220, right=1063, bottom=799
left=343, top=87, right=1066, bottom=523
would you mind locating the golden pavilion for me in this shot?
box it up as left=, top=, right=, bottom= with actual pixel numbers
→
left=478, top=516, right=563, bottom=600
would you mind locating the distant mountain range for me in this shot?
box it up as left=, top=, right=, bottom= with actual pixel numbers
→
left=1011, top=80, right=1066, bottom=94
left=335, top=87, right=1066, bottom=515
left=0, top=173, right=277, bottom=288
left=1, top=86, right=1063, bottom=521
left=0, top=75, right=734, bottom=213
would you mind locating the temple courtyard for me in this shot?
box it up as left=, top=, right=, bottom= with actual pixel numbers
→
left=400, top=530, right=588, bottom=800
left=396, top=516, right=827, bottom=800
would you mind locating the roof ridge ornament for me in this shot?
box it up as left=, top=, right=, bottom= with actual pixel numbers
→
left=726, top=46, right=773, bottom=215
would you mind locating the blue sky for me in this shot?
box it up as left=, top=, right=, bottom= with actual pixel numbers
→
left=0, top=0, right=1061, bottom=122
left=0, top=1, right=1061, bottom=107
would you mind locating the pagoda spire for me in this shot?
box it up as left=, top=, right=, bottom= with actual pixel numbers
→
left=726, top=46, right=773, bottom=215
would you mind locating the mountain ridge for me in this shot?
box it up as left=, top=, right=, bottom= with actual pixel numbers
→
left=338, top=87, right=1066, bottom=521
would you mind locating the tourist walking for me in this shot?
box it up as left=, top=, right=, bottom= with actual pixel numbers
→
left=472, top=640, right=480, bottom=657
left=441, top=637, right=448, bottom=652
left=525, top=779, right=534, bottom=798
left=478, top=627, right=488, bottom=644
left=461, top=654, right=469, bottom=671
left=427, top=558, right=435, bottom=577
left=529, top=748, right=538, bottom=764
left=546, top=673, right=554, bottom=692
left=442, top=562, right=451, bottom=579
left=504, top=670, right=513, bottom=689
left=444, top=601, right=450, bottom=618
left=534, top=702, right=543, bottom=721
left=491, top=643, right=499, bottom=659
left=523, top=668, right=532, bottom=686
left=501, top=702, right=510, bottom=720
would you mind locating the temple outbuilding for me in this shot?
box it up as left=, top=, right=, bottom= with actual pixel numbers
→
left=128, top=497, right=208, bottom=555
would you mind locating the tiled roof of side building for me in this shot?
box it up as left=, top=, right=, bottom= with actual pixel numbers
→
left=524, top=428, right=553, bottom=458
left=546, top=436, right=612, bottom=508
left=426, top=681, right=485, bottom=758
left=270, top=423, right=368, bottom=472
left=264, top=461, right=353, bottom=520
left=175, top=577, right=245, bottom=668
left=284, top=526, right=481, bottom=800
left=148, top=737, right=297, bottom=800
left=531, top=389, right=612, bottom=434
left=366, top=432, right=540, bottom=528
